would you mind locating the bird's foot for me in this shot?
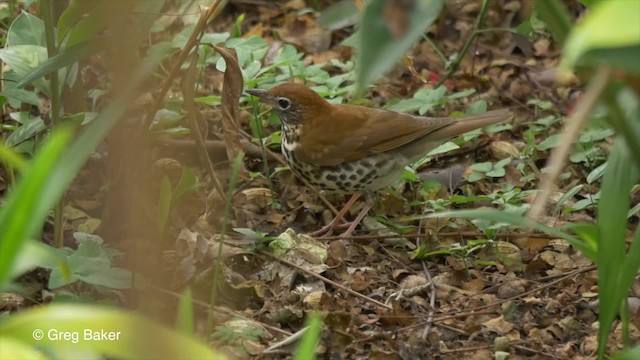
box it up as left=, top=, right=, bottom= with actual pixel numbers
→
left=311, top=200, right=374, bottom=239
left=309, top=219, right=348, bottom=237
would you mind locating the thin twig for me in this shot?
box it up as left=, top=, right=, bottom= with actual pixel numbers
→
left=435, top=265, right=596, bottom=319
left=262, top=326, right=309, bottom=354
left=141, top=1, right=225, bottom=130
left=146, top=284, right=292, bottom=337
left=259, top=250, right=392, bottom=310
left=420, top=260, right=436, bottom=340
left=318, top=231, right=556, bottom=241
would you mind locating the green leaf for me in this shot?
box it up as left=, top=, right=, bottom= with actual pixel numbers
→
left=172, top=168, right=198, bottom=204
left=426, top=141, right=459, bottom=156
left=0, top=304, right=225, bottom=359
left=596, top=139, right=640, bottom=358
left=534, top=0, right=572, bottom=43
left=4, top=116, right=45, bottom=148
left=56, top=0, right=100, bottom=43
left=176, top=288, right=194, bottom=336
left=317, top=0, right=359, bottom=30
left=63, top=2, right=128, bottom=48
left=295, top=314, right=323, bottom=360
left=536, top=133, right=561, bottom=150
left=554, top=184, right=583, bottom=212
left=0, top=45, right=50, bottom=95
left=561, top=0, right=640, bottom=73
left=0, top=49, right=165, bottom=290
left=586, top=162, right=607, bottom=184
left=355, top=0, right=444, bottom=89
left=9, top=241, right=68, bottom=281
left=426, top=209, right=596, bottom=260
left=612, top=347, right=640, bottom=360
left=49, top=234, right=132, bottom=289
left=0, top=88, right=41, bottom=106
left=6, top=11, right=46, bottom=47
left=15, top=39, right=108, bottom=89
left=0, top=127, right=74, bottom=289
left=0, top=143, right=27, bottom=173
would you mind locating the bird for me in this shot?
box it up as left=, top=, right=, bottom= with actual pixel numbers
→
left=246, top=83, right=513, bottom=237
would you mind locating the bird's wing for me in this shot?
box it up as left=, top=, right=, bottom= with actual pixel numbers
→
left=296, top=106, right=456, bottom=166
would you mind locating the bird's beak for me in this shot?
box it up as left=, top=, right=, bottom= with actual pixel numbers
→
left=246, top=88, right=267, bottom=99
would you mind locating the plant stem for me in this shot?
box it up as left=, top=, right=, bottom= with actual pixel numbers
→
left=435, top=0, right=490, bottom=87
left=41, top=0, right=64, bottom=248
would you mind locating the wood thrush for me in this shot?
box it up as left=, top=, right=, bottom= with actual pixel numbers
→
left=247, top=83, right=513, bottom=236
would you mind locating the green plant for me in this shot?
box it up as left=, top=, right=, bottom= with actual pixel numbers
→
left=0, top=304, right=225, bottom=359
left=0, top=1, right=228, bottom=358
left=294, top=314, right=323, bottom=360
left=158, top=168, right=198, bottom=237
left=47, top=233, right=133, bottom=290
left=425, top=1, right=640, bottom=358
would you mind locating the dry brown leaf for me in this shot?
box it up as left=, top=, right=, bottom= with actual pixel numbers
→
left=212, top=46, right=245, bottom=171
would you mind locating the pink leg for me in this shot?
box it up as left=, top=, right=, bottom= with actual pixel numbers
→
left=310, top=193, right=361, bottom=237
left=338, top=197, right=374, bottom=239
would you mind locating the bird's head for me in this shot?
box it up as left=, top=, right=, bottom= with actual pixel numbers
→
left=246, top=83, right=331, bottom=125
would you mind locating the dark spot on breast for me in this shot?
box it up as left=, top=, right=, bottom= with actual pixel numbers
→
left=349, top=174, right=357, bottom=181
left=339, top=174, right=347, bottom=181
left=356, top=168, right=365, bottom=176
left=326, top=173, right=337, bottom=182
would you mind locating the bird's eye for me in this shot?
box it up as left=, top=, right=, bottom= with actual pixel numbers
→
left=277, top=97, right=291, bottom=110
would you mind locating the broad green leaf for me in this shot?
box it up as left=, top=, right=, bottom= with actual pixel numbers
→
left=0, top=45, right=49, bottom=95
left=0, top=88, right=41, bottom=106
left=0, top=127, right=73, bottom=289
left=15, top=39, right=108, bottom=89
left=4, top=116, right=45, bottom=148
left=561, top=0, right=640, bottom=73
left=0, top=49, right=166, bottom=290
left=6, top=11, right=46, bottom=47
left=48, top=235, right=132, bottom=289
left=0, top=304, right=225, bottom=359
left=355, top=0, right=444, bottom=89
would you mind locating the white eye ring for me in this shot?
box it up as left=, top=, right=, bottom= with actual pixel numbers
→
left=277, top=97, right=291, bottom=110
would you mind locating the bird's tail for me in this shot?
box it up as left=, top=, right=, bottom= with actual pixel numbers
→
left=428, top=109, right=514, bottom=140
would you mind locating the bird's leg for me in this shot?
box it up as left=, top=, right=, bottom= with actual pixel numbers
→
left=310, top=193, right=361, bottom=237
left=338, top=194, right=374, bottom=239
